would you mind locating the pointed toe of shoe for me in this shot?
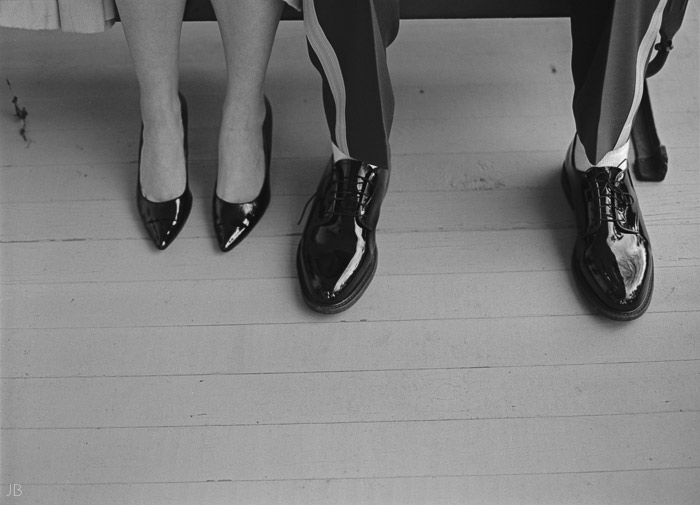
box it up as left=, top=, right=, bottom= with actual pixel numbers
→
left=212, top=191, right=269, bottom=252
left=214, top=222, right=248, bottom=252
left=137, top=186, right=193, bottom=250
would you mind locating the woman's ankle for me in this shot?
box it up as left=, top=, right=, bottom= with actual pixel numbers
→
left=138, top=94, right=187, bottom=202
left=140, top=90, right=182, bottom=129
left=222, top=91, right=266, bottom=127
left=216, top=110, right=266, bottom=203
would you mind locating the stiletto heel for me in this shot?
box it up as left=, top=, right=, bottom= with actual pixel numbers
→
left=137, top=93, right=193, bottom=250
left=212, top=96, right=272, bottom=252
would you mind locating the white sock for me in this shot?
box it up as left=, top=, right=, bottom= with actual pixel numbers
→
left=573, top=134, right=629, bottom=172
left=597, top=140, right=629, bottom=169
left=332, top=142, right=354, bottom=163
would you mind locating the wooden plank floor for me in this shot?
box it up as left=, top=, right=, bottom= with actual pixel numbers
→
left=1, top=9, right=699, bottom=505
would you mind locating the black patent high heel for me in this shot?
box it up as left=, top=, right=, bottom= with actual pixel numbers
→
left=136, top=93, right=193, bottom=251
left=212, top=97, right=272, bottom=252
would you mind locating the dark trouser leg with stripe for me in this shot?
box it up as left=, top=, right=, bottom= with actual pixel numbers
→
left=564, top=0, right=663, bottom=320
left=571, top=0, right=668, bottom=164
left=303, top=0, right=400, bottom=168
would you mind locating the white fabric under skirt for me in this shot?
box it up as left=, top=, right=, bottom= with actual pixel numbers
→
left=0, top=0, right=301, bottom=33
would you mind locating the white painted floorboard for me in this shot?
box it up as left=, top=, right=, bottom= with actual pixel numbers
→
left=1, top=11, right=699, bottom=505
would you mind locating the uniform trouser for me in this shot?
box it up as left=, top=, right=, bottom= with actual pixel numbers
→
left=303, top=0, right=669, bottom=168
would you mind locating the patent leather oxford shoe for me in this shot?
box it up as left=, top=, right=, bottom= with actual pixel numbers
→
left=297, top=158, right=390, bottom=314
left=561, top=141, right=654, bottom=320
left=137, top=93, right=192, bottom=251
left=212, top=97, right=272, bottom=252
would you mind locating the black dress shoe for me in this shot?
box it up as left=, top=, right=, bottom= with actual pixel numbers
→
left=297, top=158, right=390, bottom=314
left=561, top=141, right=654, bottom=320
left=136, top=93, right=192, bottom=251
left=212, top=97, right=272, bottom=252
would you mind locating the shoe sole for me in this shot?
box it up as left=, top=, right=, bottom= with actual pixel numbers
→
left=296, top=243, right=378, bottom=315
left=560, top=165, right=654, bottom=321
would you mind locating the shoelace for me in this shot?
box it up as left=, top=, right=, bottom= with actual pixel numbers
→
left=591, top=169, right=635, bottom=223
left=331, top=173, right=376, bottom=217
left=297, top=166, right=376, bottom=225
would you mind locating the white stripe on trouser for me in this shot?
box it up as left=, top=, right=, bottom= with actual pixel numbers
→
left=614, top=0, right=668, bottom=151
left=303, top=0, right=350, bottom=155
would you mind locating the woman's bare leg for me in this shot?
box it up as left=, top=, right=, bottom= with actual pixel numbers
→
left=116, top=0, right=187, bottom=202
left=209, top=0, right=285, bottom=203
